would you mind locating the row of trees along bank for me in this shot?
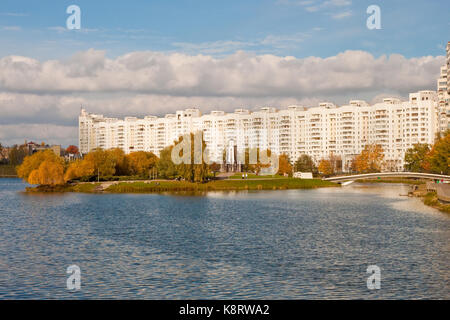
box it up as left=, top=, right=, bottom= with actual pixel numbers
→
left=314, top=130, right=450, bottom=176
left=404, top=130, right=450, bottom=175
left=17, top=133, right=281, bottom=186
left=17, top=130, right=450, bottom=186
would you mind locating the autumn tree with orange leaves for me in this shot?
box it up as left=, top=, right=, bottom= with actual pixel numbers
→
left=318, top=159, right=333, bottom=176
left=17, top=149, right=65, bottom=185
left=422, top=131, right=450, bottom=174
left=277, top=154, right=292, bottom=176
left=126, top=151, right=158, bottom=177
left=353, top=144, right=384, bottom=173
left=66, top=145, right=79, bottom=155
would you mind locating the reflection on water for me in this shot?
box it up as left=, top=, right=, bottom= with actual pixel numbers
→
left=0, top=178, right=448, bottom=299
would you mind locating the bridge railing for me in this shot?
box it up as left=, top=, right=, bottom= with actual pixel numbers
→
left=323, top=172, right=450, bottom=182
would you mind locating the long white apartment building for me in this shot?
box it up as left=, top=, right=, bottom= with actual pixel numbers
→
left=79, top=90, right=439, bottom=172
left=437, top=41, right=450, bottom=132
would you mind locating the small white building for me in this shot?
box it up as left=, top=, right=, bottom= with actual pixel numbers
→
left=293, top=172, right=313, bottom=179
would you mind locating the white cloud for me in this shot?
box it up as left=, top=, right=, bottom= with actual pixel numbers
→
left=47, top=26, right=101, bottom=34
left=308, top=0, right=351, bottom=11
left=0, top=123, right=77, bottom=146
left=0, top=49, right=444, bottom=146
left=47, top=26, right=67, bottom=34
left=171, top=31, right=318, bottom=55
left=276, top=0, right=318, bottom=6
left=2, top=26, right=21, bottom=31
left=261, top=32, right=310, bottom=47
left=0, top=12, right=29, bottom=17
left=0, top=49, right=442, bottom=97
left=172, top=40, right=254, bottom=55
left=331, top=10, right=352, bottom=19
left=278, top=0, right=352, bottom=17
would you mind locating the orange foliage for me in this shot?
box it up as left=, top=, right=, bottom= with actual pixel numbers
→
left=353, top=144, right=384, bottom=173
left=66, top=145, right=79, bottom=154
left=318, top=159, right=333, bottom=176
left=126, top=151, right=158, bottom=177
left=37, top=160, right=65, bottom=185
left=277, top=154, right=292, bottom=176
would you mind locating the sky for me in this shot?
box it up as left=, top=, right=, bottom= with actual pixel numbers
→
left=0, top=0, right=449, bottom=146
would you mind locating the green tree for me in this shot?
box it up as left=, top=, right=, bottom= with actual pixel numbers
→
left=108, top=148, right=128, bottom=175
left=294, top=154, right=317, bottom=175
left=9, top=145, right=27, bottom=165
left=0, top=143, right=4, bottom=164
left=173, top=133, right=210, bottom=182
left=156, top=132, right=210, bottom=182
left=156, top=146, right=178, bottom=179
left=424, top=132, right=450, bottom=175
left=209, top=162, right=221, bottom=176
left=241, top=148, right=272, bottom=174
left=404, top=143, right=430, bottom=172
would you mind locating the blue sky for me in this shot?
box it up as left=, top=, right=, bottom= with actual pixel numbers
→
left=0, top=0, right=449, bottom=146
left=0, top=0, right=448, bottom=60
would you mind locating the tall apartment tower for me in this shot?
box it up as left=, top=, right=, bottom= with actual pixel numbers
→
left=79, top=108, right=111, bottom=155
left=437, top=41, right=450, bottom=132
left=447, top=41, right=450, bottom=95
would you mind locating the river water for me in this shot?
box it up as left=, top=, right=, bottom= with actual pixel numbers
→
left=0, top=178, right=448, bottom=299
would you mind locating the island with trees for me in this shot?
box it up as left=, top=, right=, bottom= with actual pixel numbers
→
left=15, top=134, right=337, bottom=194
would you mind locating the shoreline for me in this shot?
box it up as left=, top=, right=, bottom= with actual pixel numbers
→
left=0, top=165, right=17, bottom=178
left=359, top=178, right=450, bottom=213
left=421, top=192, right=450, bottom=213
left=25, top=178, right=338, bottom=194
left=21, top=178, right=450, bottom=213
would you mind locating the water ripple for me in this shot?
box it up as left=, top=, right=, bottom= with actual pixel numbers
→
left=0, top=179, right=449, bottom=299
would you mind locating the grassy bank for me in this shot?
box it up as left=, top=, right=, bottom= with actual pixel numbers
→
left=355, top=178, right=426, bottom=185
left=0, top=165, right=17, bottom=177
left=25, top=183, right=101, bottom=193
left=105, top=178, right=337, bottom=193
left=423, top=192, right=450, bottom=213
left=228, top=173, right=290, bottom=179
left=26, top=178, right=337, bottom=193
